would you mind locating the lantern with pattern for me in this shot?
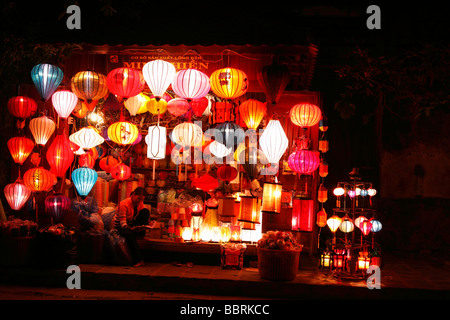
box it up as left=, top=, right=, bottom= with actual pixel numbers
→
left=7, top=96, right=38, bottom=119
left=51, top=90, right=79, bottom=119
left=215, top=121, right=245, bottom=149
left=239, top=99, right=266, bottom=130
left=23, top=167, right=55, bottom=192
left=190, top=97, right=209, bottom=117
left=106, top=67, right=145, bottom=99
left=142, top=60, right=176, bottom=100
left=72, top=167, right=97, bottom=197
left=210, top=68, right=248, bottom=101
left=4, top=178, right=31, bottom=211
left=370, top=219, right=382, bottom=233
left=29, top=115, right=56, bottom=146
left=31, top=63, right=64, bottom=102
left=45, top=194, right=71, bottom=223
left=46, top=134, right=74, bottom=178
left=146, top=125, right=167, bottom=160
left=107, top=121, right=139, bottom=146
left=69, top=126, right=105, bottom=150
left=71, top=71, right=109, bottom=111
left=259, top=120, right=288, bottom=165
left=289, top=103, right=322, bottom=128
left=7, top=136, right=35, bottom=166
left=172, top=69, right=210, bottom=101
left=238, top=196, right=260, bottom=227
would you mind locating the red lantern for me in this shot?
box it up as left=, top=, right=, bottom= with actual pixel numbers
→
left=167, top=98, right=190, bottom=117
left=288, top=150, right=320, bottom=174
left=7, top=136, right=35, bottom=165
left=46, top=134, right=74, bottom=177
left=106, top=67, right=145, bottom=99
left=190, top=97, right=209, bottom=117
left=319, top=159, right=328, bottom=177
left=4, top=178, right=31, bottom=211
left=360, top=220, right=373, bottom=236
left=191, top=174, right=219, bottom=192
left=217, top=165, right=238, bottom=183
left=7, top=96, right=38, bottom=119
left=257, top=63, right=290, bottom=105
left=110, top=163, right=131, bottom=181
left=318, top=184, right=328, bottom=203
left=45, top=194, right=71, bottom=223
left=99, top=156, right=120, bottom=173
left=289, top=103, right=322, bottom=128
left=239, top=99, right=266, bottom=130
left=78, top=153, right=95, bottom=168
left=316, top=209, right=327, bottom=227
left=23, top=167, right=55, bottom=192
left=292, top=198, right=314, bottom=232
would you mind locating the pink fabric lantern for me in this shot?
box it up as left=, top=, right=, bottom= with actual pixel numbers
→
left=167, top=98, right=190, bottom=117
left=288, top=150, right=320, bottom=174
left=4, top=179, right=31, bottom=211
left=45, top=194, right=71, bottom=223
left=172, top=69, right=210, bottom=101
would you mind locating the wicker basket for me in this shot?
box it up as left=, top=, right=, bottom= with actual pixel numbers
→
left=257, top=246, right=302, bottom=281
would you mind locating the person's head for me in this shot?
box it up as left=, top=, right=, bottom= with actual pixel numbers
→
left=130, top=187, right=147, bottom=206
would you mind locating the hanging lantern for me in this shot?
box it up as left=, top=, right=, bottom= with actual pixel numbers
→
left=318, top=184, right=328, bottom=203
left=257, top=62, right=290, bottom=105
left=319, top=117, right=328, bottom=132
left=7, top=136, right=35, bottom=166
left=110, top=163, right=132, bottom=181
left=239, top=99, right=266, bottom=130
left=288, top=150, right=320, bottom=174
left=191, top=174, right=219, bottom=192
left=367, top=188, right=377, bottom=197
left=4, top=179, right=31, bottom=211
left=319, top=159, right=328, bottom=178
left=339, top=217, right=355, bottom=233
left=218, top=197, right=236, bottom=218
left=78, top=153, right=95, bottom=168
left=210, top=68, right=248, bottom=100
left=51, top=90, right=79, bottom=119
left=237, top=146, right=266, bottom=180
left=319, top=136, right=329, bottom=153
left=146, top=125, right=167, bottom=160
left=190, top=97, right=209, bottom=117
left=316, top=209, right=327, bottom=227
left=261, top=182, right=282, bottom=214
left=99, top=156, right=120, bottom=173
left=7, top=96, right=38, bottom=119
left=72, top=167, right=98, bottom=197
left=46, top=134, right=74, bottom=177
left=217, top=165, right=238, bottom=183
left=45, top=194, right=70, bottom=223
left=71, top=70, right=109, bottom=110
left=106, top=67, right=145, bottom=99
left=69, top=126, right=105, bottom=150
left=259, top=120, right=288, bottom=165
left=72, top=100, right=88, bottom=118
left=370, top=219, right=382, bottom=233
left=172, top=69, right=210, bottom=101
left=238, top=196, right=260, bottom=225
left=354, top=216, right=367, bottom=229
left=292, top=198, right=314, bottom=232
left=31, top=63, right=64, bottom=102
left=289, top=103, right=322, bottom=128
left=142, top=60, right=176, bottom=99
left=360, top=220, right=373, bottom=236
left=327, top=215, right=342, bottom=233
left=171, top=122, right=203, bottom=147
left=209, top=140, right=232, bottom=158
left=167, top=98, right=190, bottom=117
left=215, top=121, right=245, bottom=149
left=29, top=115, right=56, bottom=146
left=124, top=93, right=150, bottom=116
left=23, top=167, right=55, bottom=192
left=107, top=121, right=139, bottom=146
left=147, top=96, right=168, bottom=115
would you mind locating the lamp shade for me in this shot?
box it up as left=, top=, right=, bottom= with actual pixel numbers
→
left=110, top=163, right=131, bottom=181
left=145, top=125, right=167, bottom=160
left=288, top=150, right=320, bottom=174
left=4, top=179, right=31, bottom=211
left=45, top=194, right=71, bottom=223
left=29, top=115, right=56, bottom=146
left=71, top=71, right=109, bottom=110
left=259, top=120, right=288, bottom=164
left=107, top=121, right=139, bottom=145
left=46, top=134, right=74, bottom=177
left=106, top=67, right=145, bottom=99
left=210, top=68, right=248, bottom=100
left=23, top=167, right=55, bottom=192
left=72, top=167, right=97, bottom=197
left=239, top=99, right=266, bottom=130
left=7, top=136, right=35, bottom=165
left=290, top=103, right=322, bottom=127
left=167, top=98, right=190, bottom=117
left=217, top=165, right=238, bottom=183
left=142, top=60, right=176, bottom=99
left=261, top=182, right=282, bottom=214
left=7, top=96, right=37, bottom=119
left=215, top=121, right=245, bottom=149
left=238, top=196, right=260, bottom=224
left=171, top=122, right=203, bottom=147
left=31, top=63, right=64, bottom=102
left=172, top=69, right=210, bottom=100
left=69, top=127, right=105, bottom=150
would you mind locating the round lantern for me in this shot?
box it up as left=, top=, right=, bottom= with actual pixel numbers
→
left=72, top=167, right=98, bottom=197
left=210, top=68, right=248, bottom=100
left=7, top=96, right=38, bottom=119
left=142, top=60, right=176, bottom=99
left=69, top=126, right=105, bottom=150
left=171, top=122, right=203, bottom=147
left=215, top=121, right=245, bottom=149
left=257, top=62, right=290, bottom=105
left=107, top=121, right=139, bottom=145
left=23, top=167, right=55, bottom=192
left=289, top=103, right=322, bottom=128
left=78, top=153, right=95, bottom=168
left=124, top=93, right=149, bottom=116
left=147, top=96, right=168, bottom=115
left=239, top=99, right=266, bottom=130
left=370, top=219, right=382, bottom=233
left=333, top=187, right=345, bottom=197
left=45, top=194, right=70, bottom=223
left=106, top=67, right=145, bottom=99
left=360, top=220, right=373, bottom=236
left=355, top=216, right=367, bottom=229
left=99, top=156, right=120, bottom=173
left=167, top=98, right=190, bottom=117
left=209, top=141, right=232, bottom=158
left=72, top=100, right=88, bottom=118
left=46, top=134, right=74, bottom=177
left=259, top=120, right=288, bottom=164
left=29, top=115, right=56, bottom=146
left=7, top=136, right=35, bottom=165
left=71, top=70, right=109, bottom=110
left=288, top=149, right=320, bottom=174
left=31, top=63, right=64, bottom=102
left=110, top=163, right=131, bottom=181
left=146, top=125, right=167, bottom=160
left=217, top=165, right=238, bottom=183
left=316, top=209, right=327, bottom=227
left=51, top=90, right=79, bottom=119
left=327, top=215, right=342, bottom=233
left=191, top=174, right=219, bottom=192
left=190, top=97, right=209, bottom=117
left=172, top=69, right=210, bottom=101
left=339, top=217, right=355, bottom=233
left=367, top=188, right=377, bottom=197
left=4, top=179, right=31, bottom=211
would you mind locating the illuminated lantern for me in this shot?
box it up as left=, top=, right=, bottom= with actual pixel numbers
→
left=172, top=69, right=210, bottom=101
left=69, top=126, right=105, bottom=150
left=7, top=136, right=35, bottom=165
left=167, top=98, right=190, bottom=117
left=220, top=225, right=231, bottom=243
left=259, top=120, right=288, bottom=164
left=215, top=121, right=245, bottom=149
left=31, top=63, right=63, bottom=102
left=217, top=165, right=238, bottom=183
left=209, top=141, right=232, bottom=158
left=360, top=189, right=369, bottom=197
left=146, top=125, right=167, bottom=160
left=319, top=159, right=328, bottom=177
left=319, top=136, right=329, bottom=153
left=358, top=252, right=371, bottom=271
left=46, top=134, right=74, bottom=177
left=327, top=215, right=341, bottom=233
left=261, top=182, right=282, bottom=214
left=257, top=62, right=290, bottom=105
left=339, top=217, right=355, bottom=233
left=289, top=103, right=322, bottom=128
left=106, top=67, right=145, bottom=99
left=171, top=122, right=203, bottom=147
left=367, top=188, right=377, bottom=197
left=72, top=167, right=98, bottom=197
left=239, top=99, right=266, bottom=130
left=23, top=167, right=54, bottom=192
left=124, top=93, right=149, bottom=116
left=110, top=163, right=132, bottom=181
left=238, top=196, right=260, bottom=225
left=4, top=179, right=31, bottom=211
left=191, top=174, right=219, bottom=192
left=370, top=219, right=382, bottom=233
left=288, top=149, right=320, bottom=174
left=319, top=117, right=328, bottom=132
left=142, top=60, right=176, bottom=99
left=317, top=184, right=328, bottom=203
left=72, top=100, right=88, bottom=118
left=78, top=153, right=95, bottom=168
left=147, top=96, right=168, bottom=115
left=360, top=220, right=373, bottom=236
left=320, top=250, right=332, bottom=268
left=355, top=216, right=367, bottom=229
left=347, top=190, right=356, bottom=198
left=99, top=156, right=119, bottom=173
left=190, top=97, right=209, bottom=117
left=107, top=121, right=139, bottom=145
left=45, top=194, right=70, bottom=223
left=71, top=71, right=109, bottom=111
left=51, top=90, right=78, bottom=119
left=333, top=250, right=345, bottom=269
left=316, top=209, right=327, bottom=227
left=29, top=115, right=56, bottom=146
left=210, top=68, right=248, bottom=100
left=7, top=96, right=37, bottom=119
left=292, top=198, right=314, bottom=232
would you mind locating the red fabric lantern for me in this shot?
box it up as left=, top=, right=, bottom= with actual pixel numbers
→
left=257, top=63, right=290, bottom=105
left=318, top=184, right=328, bottom=203
left=239, top=99, right=267, bottom=130
left=7, top=96, right=38, bottom=119
left=78, top=153, right=95, bottom=168
left=99, top=156, right=120, bottom=173
left=23, top=167, right=55, bottom=192
left=289, top=103, right=322, bottom=128
left=106, top=67, right=145, bottom=99
left=191, top=174, right=219, bottom=192
left=217, top=165, right=238, bottom=183
left=45, top=194, right=71, bottom=223
left=316, top=209, right=327, bottom=227
left=292, top=198, right=314, bottom=232
left=288, top=150, right=320, bottom=174
left=110, top=163, right=131, bottom=181
left=7, top=136, right=35, bottom=165
left=360, top=220, right=373, bottom=236
left=46, top=134, right=74, bottom=177
left=167, top=98, right=190, bottom=117
left=190, top=97, right=209, bottom=117
left=4, top=178, right=31, bottom=211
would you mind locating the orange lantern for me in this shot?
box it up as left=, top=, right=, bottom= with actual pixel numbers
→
left=7, top=136, right=35, bottom=166
left=319, top=159, right=328, bottom=177
left=72, top=100, right=88, bottom=118
left=238, top=196, right=260, bottom=226
left=316, top=209, right=328, bottom=227
left=107, top=121, right=139, bottom=145
left=261, top=182, right=282, bottom=214
left=317, top=184, right=328, bottom=203
left=4, top=178, right=31, bottom=211
left=210, top=68, right=248, bottom=101
left=110, top=163, right=131, bottom=181
left=29, top=115, right=56, bottom=146
left=23, top=167, right=55, bottom=192
left=71, top=71, right=109, bottom=111
left=7, top=96, right=38, bottom=119
left=78, top=153, right=95, bottom=168
left=46, top=134, right=74, bottom=177
left=239, top=99, right=266, bottom=130
left=99, top=156, right=120, bottom=173
left=289, top=103, right=322, bottom=128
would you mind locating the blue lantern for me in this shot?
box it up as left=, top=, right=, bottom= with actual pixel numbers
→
left=31, top=64, right=64, bottom=102
left=370, top=219, right=382, bottom=232
left=72, top=167, right=97, bottom=197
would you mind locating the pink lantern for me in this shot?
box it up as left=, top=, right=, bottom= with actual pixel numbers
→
left=4, top=178, right=31, bottom=211
left=51, top=90, right=79, bottom=119
left=45, top=194, right=71, bottom=223
left=360, top=220, right=373, bottom=236
left=172, top=69, right=210, bottom=101
left=167, top=98, right=190, bottom=117
left=288, top=150, right=320, bottom=174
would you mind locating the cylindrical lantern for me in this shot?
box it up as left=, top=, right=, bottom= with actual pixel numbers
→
left=146, top=126, right=167, bottom=160
left=171, top=122, right=203, bottom=147
left=4, top=179, right=31, bottom=211
left=172, top=69, right=210, bottom=101
left=238, top=196, right=260, bottom=225
left=327, top=215, right=342, bottom=233
left=110, top=163, right=132, bottom=181
left=29, top=115, right=56, bottom=146
left=31, top=63, right=64, bottom=102
left=7, top=96, right=38, bottom=119
left=288, top=149, right=320, bottom=174
left=289, top=103, right=322, bottom=127
left=316, top=209, right=327, bottom=227
left=23, top=167, right=55, bottom=192
left=319, top=136, right=329, bottom=153
left=319, top=159, right=328, bottom=177
left=292, top=198, right=314, bottom=232
left=218, top=197, right=236, bottom=217
left=142, top=60, right=176, bottom=99
left=69, top=126, right=105, bottom=150
left=106, top=67, right=145, bottom=99
left=318, top=184, right=328, bottom=203
left=51, top=90, right=79, bottom=119
left=239, top=99, right=266, bottom=130
left=72, top=167, right=98, bottom=197
left=210, top=68, right=248, bottom=100
left=107, top=121, right=139, bottom=145
left=7, top=136, right=35, bottom=165
left=259, top=120, right=288, bottom=164
left=45, top=194, right=70, bottom=223
left=261, top=182, right=282, bottom=214
left=217, top=165, right=238, bottom=183
left=71, top=70, right=109, bottom=110
left=46, top=134, right=74, bottom=177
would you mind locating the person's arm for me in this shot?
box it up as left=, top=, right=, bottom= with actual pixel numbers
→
left=117, top=203, right=129, bottom=229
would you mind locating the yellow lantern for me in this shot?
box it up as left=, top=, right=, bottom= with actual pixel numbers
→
left=261, top=182, right=282, bottom=214
left=107, top=121, right=139, bottom=145
left=147, top=98, right=168, bottom=115
left=220, top=224, right=231, bottom=243
left=124, top=93, right=150, bottom=116
left=327, top=215, right=342, bottom=233
left=210, top=68, right=248, bottom=100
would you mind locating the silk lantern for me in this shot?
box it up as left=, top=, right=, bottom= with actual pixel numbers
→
left=110, top=163, right=131, bottom=181
left=29, top=115, right=56, bottom=146
left=172, top=69, right=210, bottom=101
left=209, top=141, right=232, bottom=158
left=69, top=126, right=105, bottom=150
left=106, top=67, right=145, bottom=99
left=71, top=70, right=109, bottom=110
left=147, top=96, right=168, bottom=115
left=51, top=90, right=79, bottom=119
left=23, top=167, right=55, bottom=192
left=45, top=194, right=70, bottom=223
left=167, top=98, right=190, bottom=117
left=238, top=196, right=260, bottom=225
left=72, top=167, right=97, bottom=197
left=217, top=165, right=238, bottom=183
left=7, top=136, right=35, bottom=166
left=210, top=68, right=248, bottom=100
left=99, top=156, right=119, bottom=173
left=46, top=134, right=74, bottom=177
left=316, top=209, right=327, bottom=227
left=107, top=121, right=139, bottom=145
left=142, top=60, right=176, bottom=100
left=78, top=153, right=95, bottom=168
left=257, top=62, right=290, bottom=105
left=146, top=125, right=167, bottom=160
left=31, top=63, right=64, bottom=102
left=259, top=120, right=288, bottom=165
left=292, top=198, right=314, bottom=231
left=370, top=219, right=382, bottom=233
left=290, top=103, right=322, bottom=128
left=171, top=122, right=203, bottom=147
left=4, top=179, right=31, bottom=211
left=327, top=215, right=342, bottom=233
left=239, top=99, right=266, bottom=130
left=318, top=184, right=328, bottom=203
left=339, top=217, right=355, bottom=233
left=191, top=174, right=219, bottom=192
left=261, top=182, right=282, bottom=214
left=7, top=96, right=37, bottom=119
left=124, top=93, right=149, bottom=116
left=215, top=121, right=245, bottom=149
left=360, top=220, right=373, bottom=236
left=288, top=149, right=320, bottom=174
left=190, top=97, right=209, bottom=117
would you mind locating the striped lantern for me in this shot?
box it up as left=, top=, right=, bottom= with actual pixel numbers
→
left=172, top=69, right=210, bottom=101
left=51, top=90, right=79, bottom=119
left=69, top=127, right=105, bottom=150
left=238, top=196, right=260, bottom=226
left=124, top=93, right=149, bottom=116
left=107, top=121, right=139, bottom=145
left=209, top=140, right=232, bottom=158
left=29, top=115, right=56, bottom=146
left=46, top=134, right=74, bottom=177
left=210, top=68, right=248, bottom=100
left=71, top=71, right=109, bottom=110
left=7, top=96, right=38, bottom=119
left=72, top=167, right=98, bottom=197
left=7, top=136, right=35, bottom=165
left=30, top=63, right=64, bottom=102
left=370, top=219, right=382, bottom=233
left=110, top=163, right=131, bottom=181
left=339, top=217, right=355, bottom=233
left=142, top=60, right=176, bottom=99
left=167, top=98, right=190, bottom=117
left=239, top=99, right=266, bottom=130
left=289, top=103, right=322, bottom=128
left=106, top=67, right=145, bottom=99
left=171, top=122, right=203, bottom=147
left=215, top=121, right=245, bottom=149
left=23, top=167, right=55, bottom=192
left=217, top=165, right=238, bottom=183
left=45, top=194, right=71, bottom=223
left=145, top=125, right=167, bottom=160
left=4, top=179, right=31, bottom=211
left=288, top=149, right=320, bottom=174
left=327, top=215, right=342, bottom=233
left=259, top=120, right=288, bottom=165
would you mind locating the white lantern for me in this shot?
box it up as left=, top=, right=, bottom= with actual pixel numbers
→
left=209, top=140, right=232, bottom=158
left=142, top=60, right=176, bottom=99
left=51, top=90, right=78, bottom=119
left=69, top=127, right=104, bottom=150
left=259, top=120, right=288, bottom=164
left=145, top=125, right=166, bottom=160
left=171, top=123, right=203, bottom=147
